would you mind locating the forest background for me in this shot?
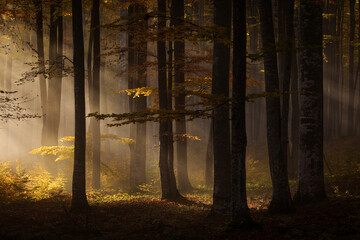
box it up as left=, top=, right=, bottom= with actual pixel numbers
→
left=0, top=0, right=359, bottom=239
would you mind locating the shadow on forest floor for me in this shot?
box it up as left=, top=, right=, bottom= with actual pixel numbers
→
left=0, top=191, right=359, bottom=239
left=0, top=136, right=359, bottom=239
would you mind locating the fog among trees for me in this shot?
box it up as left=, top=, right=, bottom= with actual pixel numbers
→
left=0, top=0, right=359, bottom=239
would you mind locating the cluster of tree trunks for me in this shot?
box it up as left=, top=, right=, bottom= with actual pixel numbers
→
left=26, top=0, right=351, bottom=214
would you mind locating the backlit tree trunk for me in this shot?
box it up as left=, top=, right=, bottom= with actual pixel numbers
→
left=172, top=0, right=193, bottom=193
left=71, top=0, right=89, bottom=212
left=91, top=0, right=101, bottom=190
left=158, top=0, right=181, bottom=200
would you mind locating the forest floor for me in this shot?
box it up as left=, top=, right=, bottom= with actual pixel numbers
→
left=0, top=184, right=359, bottom=240
left=0, top=136, right=359, bottom=240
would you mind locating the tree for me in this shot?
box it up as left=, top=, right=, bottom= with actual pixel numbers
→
left=33, top=0, right=47, bottom=145
left=172, top=0, right=193, bottom=193
left=71, top=0, right=89, bottom=211
left=157, top=0, right=182, bottom=200
left=258, top=0, right=293, bottom=214
left=128, top=3, right=148, bottom=192
left=348, top=0, right=356, bottom=135
left=91, top=0, right=101, bottom=190
left=211, top=0, right=231, bottom=214
left=44, top=0, right=63, bottom=148
left=294, top=0, right=327, bottom=204
left=230, top=0, right=253, bottom=227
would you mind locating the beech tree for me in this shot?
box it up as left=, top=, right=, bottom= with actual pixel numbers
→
left=231, top=0, right=253, bottom=227
left=71, top=0, right=89, bottom=211
left=258, top=0, right=293, bottom=214
left=172, top=0, right=193, bottom=193
left=211, top=0, right=231, bottom=214
left=157, top=0, right=182, bottom=200
left=294, top=0, right=327, bottom=204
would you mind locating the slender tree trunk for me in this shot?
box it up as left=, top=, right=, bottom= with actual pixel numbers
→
left=205, top=120, right=213, bottom=188
left=128, top=4, right=137, bottom=192
left=294, top=0, right=327, bottom=204
left=231, top=0, right=252, bottom=226
left=128, top=4, right=147, bottom=192
left=45, top=1, right=63, bottom=148
left=258, top=0, right=293, bottom=214
left=34, top=0, right=47, bottom=146
left=289, top=53, right=299, bottom=180
left=348, top=0, right=356, bottom=135
left=167, top=38, right=177, bottom=196
left=134, top=4, right=148, bottom=190
left=172, top=0, right=193, bottom=193
left=91, top=0, right=101, bottom=190
left=158, top=0, right=181, bottom=200
left=211, top=0, right=231, bottom=214
left=71, top=0, right=89, bottom=212
left=280, top=0, right=295, bottom=185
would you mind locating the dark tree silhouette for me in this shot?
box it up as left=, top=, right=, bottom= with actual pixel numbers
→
left=258, top=0, right=293, bottom=214
left=294, top=0, right=327, bottom=205
left=71, top=0, right=89, bottom=212
left=211, top=0, right=231, bottom=214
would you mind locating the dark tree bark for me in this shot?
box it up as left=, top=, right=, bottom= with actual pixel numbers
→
left=211, top=0, right=231, bottom=214
left=45, top=0, right=63, bottom=148
left=33, top=0, right=47, bottom=146
left=294, top=0, right=327, bottom=205
left=134, top=4, right=147, bottom=191
left=71, top=0, right=89, bottom=212
left=128, top=4, right=137, bottom=192
left=247, top=0, right=261, bottom=142
left=258, top=0, right=293, bottom=214
left=348, top=0, right=356, bottom=135
left=231, top=0, right=252, bottom=226
left=91, top=0, right=101, bottom=190
left=289, top=53, right=299, bottom=180
left=205, top=120, right=213, bottom=188
left=158, top=0, right=181, bottom=200
left=280, top=0, right=295, bottom=183
left=128, top=4, right=147, bottom=192
left=172, top=0, right=193, bottom=193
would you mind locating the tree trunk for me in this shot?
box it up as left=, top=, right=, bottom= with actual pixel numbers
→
left=91, top=0, right=101, bottom=190
left=211, top=0, right=231, bottom=214
left=294, top=0, right=327, bottom=205
left=71, top=0, right=89, bottom=212
left=231, top=0, right=252, bottom=226
left=172, top=0, right=193, bottom=193
left=258, top=0, right=293, bottom=214
left=348, top=0, right=356, bottom=135
left=289, top=53, right=299, bottom=180
left=128, top=4, right=147, bottom=192
left=128, top=4, right=137, bottom=192
left=33, top=0, right=47, bottom=146
left=280, top=0, right=295, bottom=184
left=134, top=4, right=147, bottom=190
left=205, top=120, right=213, bottom=188
left=45, top=1, right=62, bottom=148
left=157, top=0, right=181, bottom=200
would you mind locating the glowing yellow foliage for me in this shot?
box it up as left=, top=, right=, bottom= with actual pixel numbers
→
left=119, top=87, right=155, bottom=98
left=29, top=146, right=74, bottom=162
left=59, top=136, right=75, bottom=142
left=174, top=133, right=201, bottom=141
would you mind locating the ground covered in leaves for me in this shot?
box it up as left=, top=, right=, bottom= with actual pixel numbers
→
left=0, top=136, right=359, bottom=239
left=0, top=193, right=359, bottom=240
